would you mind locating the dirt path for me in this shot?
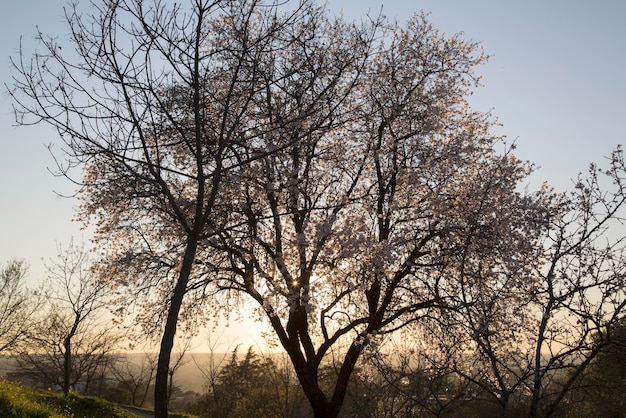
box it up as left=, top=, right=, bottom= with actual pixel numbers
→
left=118, top=405, right=154, bottom=418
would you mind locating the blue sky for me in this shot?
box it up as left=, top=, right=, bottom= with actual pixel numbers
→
left=1, top=0, right=624, bottom=290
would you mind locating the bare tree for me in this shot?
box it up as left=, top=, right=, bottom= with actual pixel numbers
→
left=525, top=152, right=626, bottom=417
left=360, top=331, right=474, bottom=418
left=0, top=259, right=39, bottom=353
left=17, top=241, right=121, bottom=396
left=418, top=149, right=626, bottom=417
left=166, top=333, right=194, bottom=406
left=110, top=350, right=157, bottom=407
left=191, top=331, right=235, bottom=415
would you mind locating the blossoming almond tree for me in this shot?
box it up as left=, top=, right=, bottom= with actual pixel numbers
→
left=10, top=1, right=375, bottom=416
left=204, top=11, right=554, bottom=417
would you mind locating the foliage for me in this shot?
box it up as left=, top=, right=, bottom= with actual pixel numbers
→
left=564, top=318, right=626, bottom=417
left=188, top=346, right=310, bottom=418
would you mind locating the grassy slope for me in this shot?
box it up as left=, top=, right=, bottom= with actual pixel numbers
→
left=0, top=379, right=197, bottom=418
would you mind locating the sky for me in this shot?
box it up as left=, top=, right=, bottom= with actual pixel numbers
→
left=1, top=0, right=625, bottom=350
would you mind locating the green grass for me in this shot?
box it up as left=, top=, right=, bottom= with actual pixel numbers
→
left=0, top=379, right=200, bottom=418
left=0, top=379, right=138, bottom=418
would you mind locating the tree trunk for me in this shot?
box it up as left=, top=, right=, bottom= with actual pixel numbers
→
left=295, top=350, right=361, bottom=418
left=153, top=243, right=197, bottom=418
left=63, top=336, right=71, bottom=396
left=308, top=398, right=342, bottom=418
left=154, top=282, right=187, bottom=418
